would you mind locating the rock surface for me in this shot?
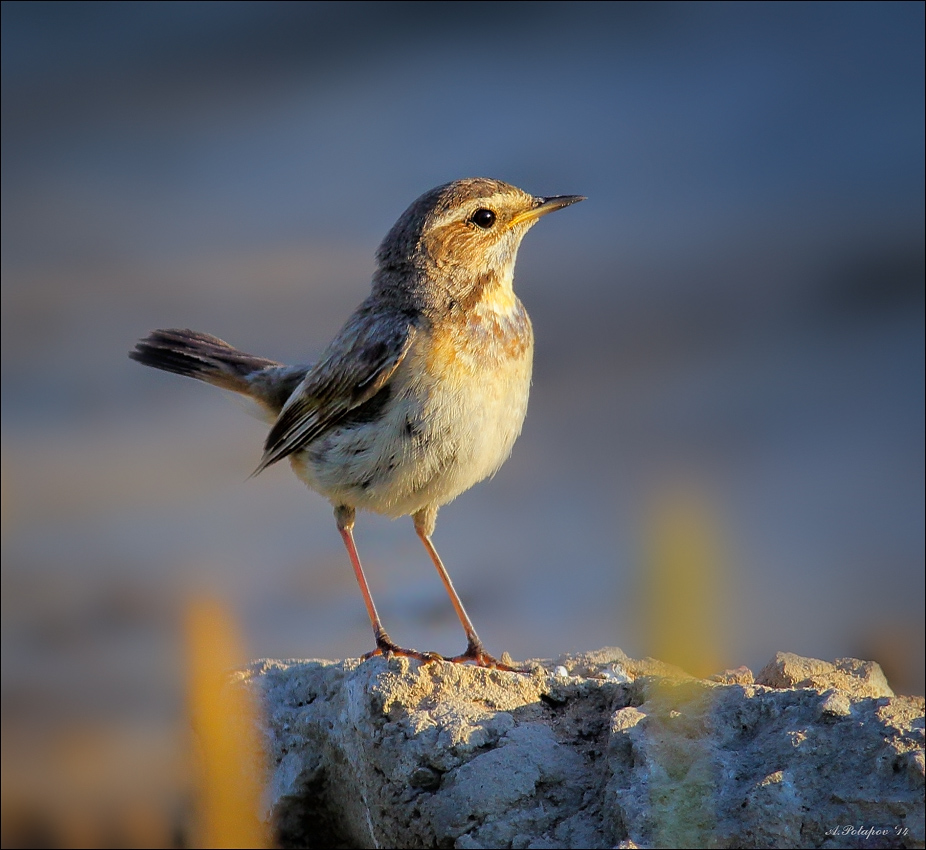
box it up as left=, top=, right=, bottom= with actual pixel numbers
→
left=235, top=648, right=924, bottom=849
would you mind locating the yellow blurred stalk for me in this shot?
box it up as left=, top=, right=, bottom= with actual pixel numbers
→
left=185, top=598, right=271, bottom=849
left=643, top=486, right=726, bottom=678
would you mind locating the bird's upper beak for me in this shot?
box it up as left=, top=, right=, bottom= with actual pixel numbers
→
left=509, top=194, right=586, bottom=228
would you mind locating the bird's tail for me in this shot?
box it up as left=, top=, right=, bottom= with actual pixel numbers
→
left=130, top=328, right=310, bottom=419
left=130, top=329, right=278, bottom=392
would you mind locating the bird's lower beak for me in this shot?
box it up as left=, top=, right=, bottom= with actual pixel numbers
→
left=509, top=194, right=586, bottom=227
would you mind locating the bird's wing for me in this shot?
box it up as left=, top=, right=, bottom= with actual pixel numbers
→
left=253, top=309, right=416, bottom=474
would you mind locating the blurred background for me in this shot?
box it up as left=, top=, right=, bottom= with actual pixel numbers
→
left=2, top=1, right=923, bottom=845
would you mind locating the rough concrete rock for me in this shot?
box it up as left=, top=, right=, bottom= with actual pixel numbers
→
left=236, top=649, right=924, bottom=849
left=755, top=652, right=895, bottom=698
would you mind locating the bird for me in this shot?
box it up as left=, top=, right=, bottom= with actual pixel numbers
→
left=130, top=177, right=584, bottom=669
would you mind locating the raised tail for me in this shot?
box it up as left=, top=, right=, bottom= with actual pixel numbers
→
left=130, top=328, right=307, bottom=416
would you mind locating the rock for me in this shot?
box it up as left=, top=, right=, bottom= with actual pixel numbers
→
left=710, top=665, right=755, bottom=685
left=237, top=649, right=924, bottom=849
left=755, top=651, right=895, bottom=698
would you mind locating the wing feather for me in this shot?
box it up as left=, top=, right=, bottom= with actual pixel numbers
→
left=253, top=308, right=415, bottom=474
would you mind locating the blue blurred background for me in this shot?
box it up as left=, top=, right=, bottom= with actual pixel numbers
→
left=2, top=1, right=923, bottom=844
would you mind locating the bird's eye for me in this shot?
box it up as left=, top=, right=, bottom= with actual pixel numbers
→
left=470, top=208, right=496, bottom=229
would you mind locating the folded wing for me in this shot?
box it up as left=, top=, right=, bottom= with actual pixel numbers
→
left=255, top=309, right=416, bottom=474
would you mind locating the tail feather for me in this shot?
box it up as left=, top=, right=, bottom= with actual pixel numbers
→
left=131, top=328, right=312, bottom=419
left=130, top=328, right=280, bottom=394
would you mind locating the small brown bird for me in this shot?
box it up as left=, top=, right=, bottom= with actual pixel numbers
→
left=131, top=178, right=584, bottom=669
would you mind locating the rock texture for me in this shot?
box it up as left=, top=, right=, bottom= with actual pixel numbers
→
left=235, top=648, right=924, bottom=849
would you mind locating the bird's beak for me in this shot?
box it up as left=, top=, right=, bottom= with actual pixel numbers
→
left=509, top=194, right=586, bottom=228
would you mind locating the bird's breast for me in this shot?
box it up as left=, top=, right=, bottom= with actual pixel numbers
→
left=425, top=293, right=533, bottom=378
left=407, top=295, right=534, bottom=495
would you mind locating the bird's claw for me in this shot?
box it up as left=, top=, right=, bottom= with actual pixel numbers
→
left=362, top=635, right=443, bottom=664
left=447, top=641, right=523, bottom=672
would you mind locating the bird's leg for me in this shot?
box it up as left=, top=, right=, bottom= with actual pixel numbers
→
left=413, top=507, right=518, bottom=671
left=335, top=505, right=441, bottom=664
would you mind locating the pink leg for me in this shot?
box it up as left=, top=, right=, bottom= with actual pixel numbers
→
left=336, top=506, right=440, bottom=664
left=414, top=508, right=519, bottom=671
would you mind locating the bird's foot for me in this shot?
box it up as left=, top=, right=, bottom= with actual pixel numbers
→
left=447, top=640, right=523, bottom=672
left=362, top=633, right=443, bottom=664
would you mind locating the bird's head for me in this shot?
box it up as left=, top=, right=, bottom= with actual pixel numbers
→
left=374, top=178, right=584, bottom=312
